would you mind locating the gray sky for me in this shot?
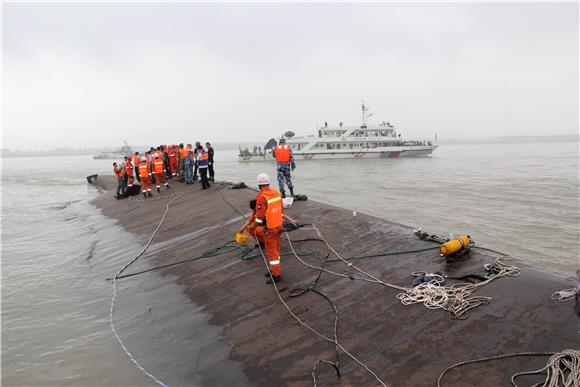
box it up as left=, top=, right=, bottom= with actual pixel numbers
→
left=2, top=2, right=578, bottom=150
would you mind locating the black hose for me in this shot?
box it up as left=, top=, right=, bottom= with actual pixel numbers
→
left=111, top=241, right=242, bottom=280
left=287, top=242, right=341, bottom=385
left=472, top=245, right=509, bottom=256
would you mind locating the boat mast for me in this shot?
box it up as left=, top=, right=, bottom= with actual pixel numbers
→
left=361, top=100, right=372, bottom=128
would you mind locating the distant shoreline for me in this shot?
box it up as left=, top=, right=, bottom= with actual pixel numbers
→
left=436, top=134, right=579, bottom=145
left=2, top=135, right=578, bottom=157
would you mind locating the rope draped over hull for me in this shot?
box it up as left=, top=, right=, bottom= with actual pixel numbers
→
left=437, top=349, right=580, bottom=387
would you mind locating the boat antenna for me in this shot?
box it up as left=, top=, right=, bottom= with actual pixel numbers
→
left=361, top=99, right=373, bottom=128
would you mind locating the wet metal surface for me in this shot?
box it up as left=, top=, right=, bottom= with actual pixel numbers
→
left=93, top=175, right=579, bottom=386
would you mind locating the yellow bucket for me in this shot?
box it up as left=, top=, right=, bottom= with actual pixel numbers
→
left=235, top=232, right=249, bottom=244
left=440, top=235, right=471, bottom=256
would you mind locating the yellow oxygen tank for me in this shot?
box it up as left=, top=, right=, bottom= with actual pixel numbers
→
left=235, top=232, right=249, bottom=244
left=440, top=235, right=471, bottom=256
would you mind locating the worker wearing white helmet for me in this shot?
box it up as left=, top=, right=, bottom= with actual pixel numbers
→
left=238, top=173, right=290, bottom=284
left=138, top=155, right=153, bottom=197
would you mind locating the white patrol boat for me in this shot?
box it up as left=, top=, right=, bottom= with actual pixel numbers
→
left=238, top=102, right=438, bottom=161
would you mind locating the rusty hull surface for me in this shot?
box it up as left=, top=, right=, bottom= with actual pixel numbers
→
left=92, top=175, right=578, bottom=386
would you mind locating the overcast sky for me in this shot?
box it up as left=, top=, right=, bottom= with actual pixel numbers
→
left=2, top=2, right=578, bottom=150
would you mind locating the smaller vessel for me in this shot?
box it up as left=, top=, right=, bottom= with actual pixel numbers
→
left=239, top=102, right=438, bottom=161
left=93, top=141, right=133, bottom=160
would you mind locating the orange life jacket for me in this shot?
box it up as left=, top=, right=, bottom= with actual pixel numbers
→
left=260, top=188, right=283, bottom=229
left=138, top=162, right=150, bottom=178
left=125, top=161, right=134, bottom=177
left=133, top=155, right=140, bottom=166
left=153, top=159, right=165, bottom=174
left=114, top=166, right=124, bottom=178
left=275, top=144, right=291, bottom=163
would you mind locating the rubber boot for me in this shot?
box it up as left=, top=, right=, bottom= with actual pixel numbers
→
left=157, top=187, right=160, bottom=193
left=143, top=192, right=147, bottom=198
left=266, top=275, right=282, bottom=284
left=290, top=187, right=294, bottom=197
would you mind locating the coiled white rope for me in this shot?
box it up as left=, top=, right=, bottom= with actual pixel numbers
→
left=437, top=349, right=580, bottom=387
left=397, top=257, right=520, bottom=319
left=301, top=225, right=520, bottom=319
left=551, top=288, right=579, bottom=302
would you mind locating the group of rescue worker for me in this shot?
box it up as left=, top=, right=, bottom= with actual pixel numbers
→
left=113, top=142, right=215, bottom=198
left=113, top=138, right=297, bottom=284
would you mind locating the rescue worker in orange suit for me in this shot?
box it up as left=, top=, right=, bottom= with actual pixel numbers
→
left=153, top=153, right=170, bottom=192
left=124, top=157, right=135, bottom=188
left=168, top=145, right=178, bottom=178
left=238, top=173, right=290, bottom=283
left=113, top=162, right=125, bottom=199
left=272, top=138, right=295, bottom=198
left=133, top=152, right=141, bottom=183
left=138, top=156, right=153, bottom=197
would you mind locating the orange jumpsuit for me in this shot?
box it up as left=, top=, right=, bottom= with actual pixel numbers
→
left=168, top=148, right=178, bottom=177
left=153, top=159, right=168, bottom=189
left=248, top=187, right=284, bottom=277
left=125, top=160, right=135, bottom=187
left=138, top=162, right=152, bottom=193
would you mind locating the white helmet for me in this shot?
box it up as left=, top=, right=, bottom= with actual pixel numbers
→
left=140, top=157, right=146, bottom=162
left=154, top=153, right=159, bottom=158
left=257, top=173, right=270, bottom=185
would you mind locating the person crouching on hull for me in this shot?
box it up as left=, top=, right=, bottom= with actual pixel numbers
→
left=153, top=153, right=170, bottom=192
left=138, top=157, right=153, bottom=197
left=240, top=173, right=285, bottom=283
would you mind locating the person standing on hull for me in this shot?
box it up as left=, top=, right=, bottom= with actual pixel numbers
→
left=161, top=145, right=171, bottom=179
left=273, top=138, right=295, bottom=198
left=124, top=156, right=135, bottom=188
left=239, top=173, right=284, bottom=283
left=153, top=153, right=170, bottom=192
left=133, top=152, right=141, bottom=183
left=193, top=141, right=201, bottom=181
left=206, top=142, right=215, bottom=181
left=196, top=144, right=211, bottom=189
left=138, top=157, right=153, bottom=197
left=168, top=145, right=178, bottom=178
left=113, top=162, right=126, bottom=199
left=177, top=143, right=186, bottom=178
left=184, top=148, right=195, bottom=184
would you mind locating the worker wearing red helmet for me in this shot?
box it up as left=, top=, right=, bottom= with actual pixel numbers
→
left=123, top=156, right=135, bottom=188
